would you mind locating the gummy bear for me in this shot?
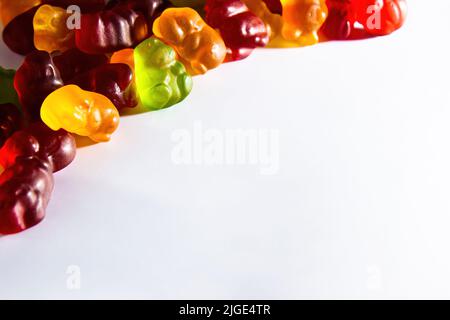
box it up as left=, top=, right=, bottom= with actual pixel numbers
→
left=52, top=48, right=109, bottom=83
left=205, top=0, right=269, bottom=61
left=0, top=122, right=76, bottom=173
left=0, top=67, right=20, bottom=107
left=153, top=7, right=227, bottom=75
left=0, top=157, right=54, bottom=235
left=0, top=123, right=76, bottom=235
left=0, top=103, right=23, bottom=148
left=69, top=63, right=138, bottom=111
left=0, top=0, right=41, bottom=26
left=111, top=49, right=135, bottom=70
left=33, top=4, right=75, bottom=52
left=280, top=0, right=328, bottom=46
left=322, top=0, right=407, bottom=40
left=134, top=37, right=192, bottom=110
left=241, top=0, right=283, bottom=41
left=14, top=50, right=64, bottom=121
left=41, top=85, right=120, bottom=142
left=75, top=5, right=149, bottom=54
left=2, top=6, right=39, bottom=55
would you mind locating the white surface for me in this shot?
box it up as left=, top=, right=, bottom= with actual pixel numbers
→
left=1, top=0, right=450, bottom=299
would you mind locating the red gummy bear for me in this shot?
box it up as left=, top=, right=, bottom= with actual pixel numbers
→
left=0, top=157, right=54, bottom=235
left=75, top=5, right=149, bottom=54
left=0, top=123, right=76, bottom=235
left=322, top=0, right=407, bottom=40
left=53, top=48, right=109, bottom=83
left=14, top=50, right=64, bottom=122
left=69, top=63, right=138, bottom=111
left=2, top=6, right=39, bottom=55
left=205, top=0, right=269, bottom=62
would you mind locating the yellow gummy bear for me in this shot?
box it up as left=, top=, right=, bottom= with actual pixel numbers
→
left=33, top=4, right=75, bottom=52
left=280, top=0, right=328, bottom=46
left=41, top=85, right=120, bottom=143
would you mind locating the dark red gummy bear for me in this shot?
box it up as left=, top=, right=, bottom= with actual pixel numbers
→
left=0, top=123, right=77, bottom=172
left=14, top=51, right=64, bottom=122
left=2, top=6, right=39, bottom=55
left=69, top=63, right=138, bottom=111
left=0, top=103, right=23, bottom=149
left=0, top=123, right=76, bottom=235
left=75, top=5, right=149, bottom=54
left=53, top=48, right=109, bottom=83
left=205, top=0, right=269, bottom=62
left=0, top=157, right=54, bottom=235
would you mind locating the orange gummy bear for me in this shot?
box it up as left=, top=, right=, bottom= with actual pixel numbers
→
left=153, top=7, right=226, bottom=75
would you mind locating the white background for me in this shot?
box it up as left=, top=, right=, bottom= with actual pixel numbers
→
left=1, top=0, right=450, bottom=299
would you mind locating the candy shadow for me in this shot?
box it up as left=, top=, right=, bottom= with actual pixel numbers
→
left=119, top=103, right=150, bottom=118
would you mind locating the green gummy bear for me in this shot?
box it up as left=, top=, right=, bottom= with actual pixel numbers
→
left=134, top=37, right=193, bottom=110
left=0, top=66, right=20, bottom=108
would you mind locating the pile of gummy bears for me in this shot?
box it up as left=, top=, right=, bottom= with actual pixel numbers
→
left=0, top=0, right=407, bottom=235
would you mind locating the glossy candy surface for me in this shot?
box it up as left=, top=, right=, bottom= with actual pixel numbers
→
left=0, top=123, right=76, bottom=235
left=70, top=63, right=138, bottom=111
left=322, top=0, right=407, bottom=40
left=33, top=4, right=75, bottom=52
left=75, top=5, right=149, bottom=54
left=153, top=7, right=226, bottom=75
left=0, top=67, right=20, bottom=107
left=205, top=0, right=269, bottom=61
left=134, top=37, right=192, bottom=110
left=41, top=85, right=120, bottom=142
left=0, top=103, right=23, bottom=148
left=14, top=50, right=64, bottom=121
left=281, top=0, right=328, bottom=46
